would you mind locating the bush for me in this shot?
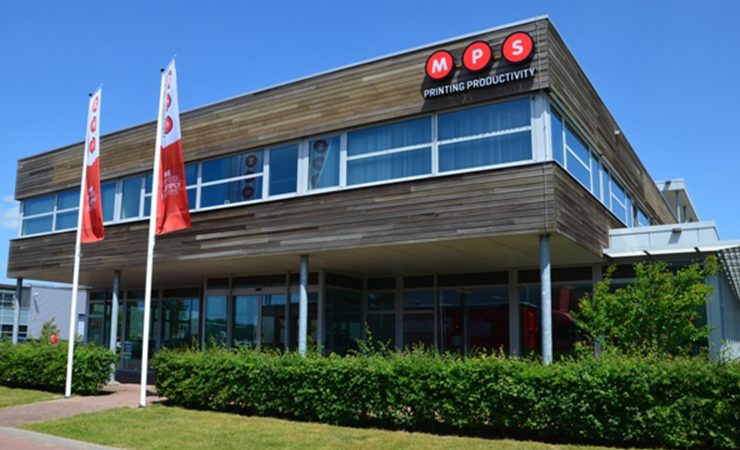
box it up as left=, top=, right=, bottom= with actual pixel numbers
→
left=153, top=348, right=739, bottom=449
left=0, top=340, right=116, bottom=395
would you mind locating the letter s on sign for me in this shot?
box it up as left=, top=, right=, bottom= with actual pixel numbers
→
left=502, top=32, right=534, bottom=64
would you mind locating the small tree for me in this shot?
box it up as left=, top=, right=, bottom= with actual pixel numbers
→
left=577, top=256, right=719, bottom=355
left=39, top=318, right=61, bottom=343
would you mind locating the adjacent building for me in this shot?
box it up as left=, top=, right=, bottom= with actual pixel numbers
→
left=7, top=16, right=739, bottom=370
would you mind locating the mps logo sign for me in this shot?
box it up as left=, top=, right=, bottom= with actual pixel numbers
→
left=423, top=31, right=536, bottom=99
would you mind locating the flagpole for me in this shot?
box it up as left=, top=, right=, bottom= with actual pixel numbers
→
left=64, top=93, right=94, bottom=398
left=139, top=69, right=166, bottom=407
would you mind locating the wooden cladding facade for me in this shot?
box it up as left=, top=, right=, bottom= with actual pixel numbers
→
left=16, top=20, right=550, bottom=200
left=9, top=163, right=559, bottom=285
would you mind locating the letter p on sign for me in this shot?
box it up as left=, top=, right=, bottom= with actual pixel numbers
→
left=463, top=41, right=492, bottom=72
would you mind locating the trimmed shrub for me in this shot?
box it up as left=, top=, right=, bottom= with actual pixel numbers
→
left=0, top=340, right=116, bottom=395
left=154, top=348, right=740, bottom=449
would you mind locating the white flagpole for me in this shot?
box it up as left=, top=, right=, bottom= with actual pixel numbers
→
left=139, top=68, right=167, bottom=407
left=64, top=92, right=96, bottom=398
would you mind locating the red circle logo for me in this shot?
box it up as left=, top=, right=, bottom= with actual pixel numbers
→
left=90, top=116, right=97, bottom=133
left=165, top=116, right=173, bottom=134
left=166, top=94, right=172, bottom=110
left=50, top=334, right=59, bottom=345
left=502, top=32, right=534, bottom=64
left=462, top=41, right=492, bottom=72
left=89, top=137, right=96, bottom=153
left=92, top=96, right=99, bottom=112
left=425, top=50, right=454, bottom=80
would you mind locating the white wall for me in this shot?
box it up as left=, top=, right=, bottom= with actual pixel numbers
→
left=27, top=285, right=87, bottom=341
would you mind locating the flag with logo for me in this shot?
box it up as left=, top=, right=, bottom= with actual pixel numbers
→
left=156, top=59, right=191, bottom=234
left=80, top=88, right=104, bottom=243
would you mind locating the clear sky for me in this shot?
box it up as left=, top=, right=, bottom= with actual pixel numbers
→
left=0, top=1, right=738, bottom=285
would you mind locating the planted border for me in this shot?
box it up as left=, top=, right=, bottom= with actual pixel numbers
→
left=154, top=348, right=739, bottom=449
left=0, top=340, right=116, bottom=395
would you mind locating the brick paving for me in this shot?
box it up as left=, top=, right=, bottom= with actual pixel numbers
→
left=0, top=383, right=162, bottom=449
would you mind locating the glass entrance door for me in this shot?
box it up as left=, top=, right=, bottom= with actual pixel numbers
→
left=261, top=293, right=287, bottom=348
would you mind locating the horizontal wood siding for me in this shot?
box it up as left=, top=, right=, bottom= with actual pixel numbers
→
left=553, top=165, right=622, bottom=254
left=545, top=22, right=675, bottom=225
left=16, top=20, right=549, bottom=200
left=8, top=164, right=556, bottom=282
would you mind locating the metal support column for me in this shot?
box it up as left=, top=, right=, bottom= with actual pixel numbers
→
left=540, top=235, right=552, bottom=365
left=12, top=278, right=22, bottom=345
left=298, top=255, right=309, bottom=355
left=109, top=271, right=121, bottom=383
left=508, top=269, right=520, bottom=356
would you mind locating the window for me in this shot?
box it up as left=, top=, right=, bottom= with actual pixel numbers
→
left=269, top=144, right=298, bottom=195
left=201, top=151, right=264, bottom=207
left=438, top=98, right=532, bottom=172
left=564, top=124, right=592, bottom=189
left=403, top=290, right=435, bottom=348
left=551, top=111, right=565, bottom=165
left=308, top=136, right=340, bottom=190
left=347, top=117, right=431, bottom=185
left=610, top=177, right=627, bottom=222
left=637, top=208, right=650, bottom=227
left=21, top=189, right=79, bottom=236
left=121, top=176, right=142, bottom=219
left=101, top=181, right=116, bottom=222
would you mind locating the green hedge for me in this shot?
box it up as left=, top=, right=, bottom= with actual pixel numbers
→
left=153, top=348, right=739, bottom=449
left=0, top=340, right=117, bottom=395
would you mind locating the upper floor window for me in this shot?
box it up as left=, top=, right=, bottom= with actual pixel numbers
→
left=21, top=188, right=79, bottom=235
left=308, top=137, right=340, bottom=190
left=438, top=98, right=532, bottom=172
left=347, top=117, right=432, bottom=186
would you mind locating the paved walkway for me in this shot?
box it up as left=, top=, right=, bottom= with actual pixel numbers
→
left=0, top=383, right=162, bottom=449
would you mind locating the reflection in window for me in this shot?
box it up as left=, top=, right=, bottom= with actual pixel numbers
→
left=205, top=296, right=227, bottom=347
left=403, top=290, right=434, bottom=348
left=438, top=98, right=530, bottom=139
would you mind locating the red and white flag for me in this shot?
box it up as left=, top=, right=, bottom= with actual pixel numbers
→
left=156, top=60, right=191, bottom=235
left=80, top=88, right=104, bottom=243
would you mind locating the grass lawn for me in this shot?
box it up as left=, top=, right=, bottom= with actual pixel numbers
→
left=24, top=404, right=625, bottom=450
left=0, top=386, right=59, bottom=408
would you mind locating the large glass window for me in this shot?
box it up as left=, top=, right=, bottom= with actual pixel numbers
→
left=204, top=295, right=227, bottom=346
left=120, top=176, right=142, bottom=219
left=564, top=124, right=592, bottom=189
left=233, top=295, right=259, bottom=346
left=308, top=136, right=340, bottom=190
left=21, top=189, right=80, bottom=236
left=101, top=181, right=116, bottom=222
left=324, top=287, right=362, bottom=355
left=201, top=151, right=264, bottom=207
left=438, top=98, right=532, bottom=172
left=347, top=118, right=432, bottom=186
left=440, top=287, right=509, bottom=354
left=403, top=290, right=435, bottom=348
left=551, top=111, right=564, bottom=165
left=269, top=144, right=298, bottom=195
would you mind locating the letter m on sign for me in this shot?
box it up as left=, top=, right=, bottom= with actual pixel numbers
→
left=426, top=50, right=453, bottom=80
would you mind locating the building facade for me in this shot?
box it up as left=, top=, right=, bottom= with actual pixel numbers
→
left=8, top=17, right=739, bottom=369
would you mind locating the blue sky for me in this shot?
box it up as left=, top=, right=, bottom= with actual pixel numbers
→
left=0, top=1, right=738, bottom=284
